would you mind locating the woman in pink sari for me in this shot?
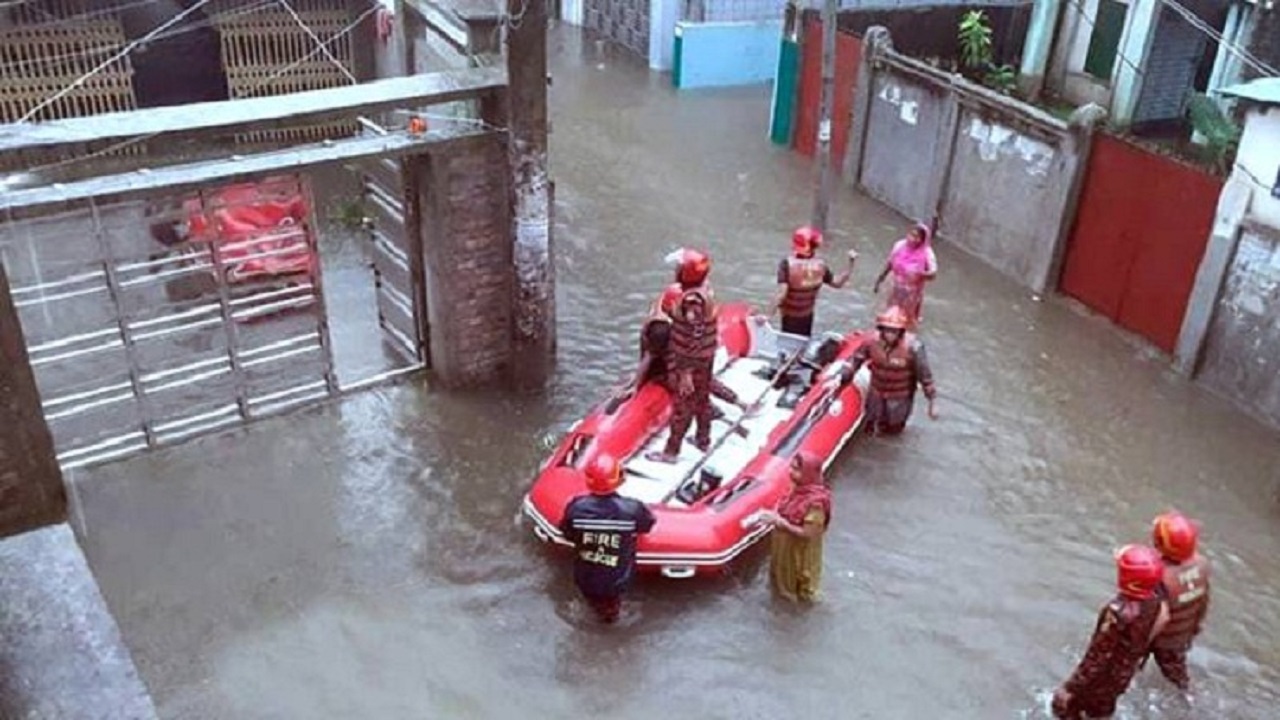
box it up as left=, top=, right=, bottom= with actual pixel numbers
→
left=874, top=221, right=937, bottom=329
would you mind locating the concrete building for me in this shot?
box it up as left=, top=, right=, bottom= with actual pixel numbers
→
left=561, top=0, right=1029, bottom=80
left=1176, top=77, right=1280, bottom=427
left=1020, top=0, right=1264, bottom=127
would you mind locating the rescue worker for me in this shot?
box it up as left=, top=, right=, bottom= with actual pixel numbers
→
left=1053, top=544, right=1170, bottom=719
left=1149, top=510, right=1211, bottom=692
left=647, top=288, right=717, bottom=462
left=652, top=248, right=713, bottom=317
left=559, top=453, right=656, bottom=623
left=625, top=293, right=743, bottom=414
left=842, top=305, right=938, bottom=435
left=772, top=226, right=857, bottom=337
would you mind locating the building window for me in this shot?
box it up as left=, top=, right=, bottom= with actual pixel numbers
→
left=1084, top=0, right=1128, bottom=81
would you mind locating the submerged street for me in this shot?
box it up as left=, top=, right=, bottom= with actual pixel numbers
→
left=56, top=26, right=1280, bottom=719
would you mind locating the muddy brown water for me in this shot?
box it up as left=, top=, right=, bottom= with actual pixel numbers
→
left=65, top=25, right=1280, bottom=719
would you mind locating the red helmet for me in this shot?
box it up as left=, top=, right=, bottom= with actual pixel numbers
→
left=875, top=306, right=911, bottom=331
left=792, top=226, right=823, bottom=257
left=1152, top=511, right=1199, bottom=563
left=669, top=248, right=710, bottom=287
left=1115, top=544, right=1164, bottom=600
left=585, top=453, right=623, bottom=495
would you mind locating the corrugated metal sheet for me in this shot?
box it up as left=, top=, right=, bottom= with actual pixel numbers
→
left=1133, top=7, right=1208, bottom=124
left=1220, top=77, right=1280, bottom=105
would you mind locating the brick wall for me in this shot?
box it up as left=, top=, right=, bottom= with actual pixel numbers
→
left=416, top=134, right=514, bottom=387
left=0, top=263, right=65, bottom=538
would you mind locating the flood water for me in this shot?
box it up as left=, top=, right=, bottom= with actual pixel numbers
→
left=66, top=26, right=1280, bottom=719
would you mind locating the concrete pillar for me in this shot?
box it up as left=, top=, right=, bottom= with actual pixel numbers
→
left=650, top=0, right=681, bottom=71
left=1175, top=175, right=1254, bottom=376
left=1018, top=0, right=1063, bottom=100
left=414, top=136, right=516, bottom=387
left=505, top=0, right=555, bottom=389
left=1110, top=0, right=1160, bottom=127
left=0, top=262, right=65, bottom=538
left=925, top=90, right=962, bottom=232
left=844, top=26, right=890, bottom=187
left=1041, top=103, right=1107, bottom=294
left=1206, top=3, right=1247, bottom=101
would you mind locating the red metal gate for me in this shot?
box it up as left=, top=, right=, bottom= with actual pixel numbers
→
left=1059, top=135, right=1222, bottom=353
left=793, top=19, right=861, bottom=166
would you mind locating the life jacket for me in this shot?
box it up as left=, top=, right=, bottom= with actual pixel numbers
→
left=1152, top=555, right=1210, bottom=651
left=654, top=281, right=715, bottom=318
left=867, top=335, right=918, bottom=400
left=780, top=256, right=828, bottom=318
left=667, top=288, right=717, bottom=372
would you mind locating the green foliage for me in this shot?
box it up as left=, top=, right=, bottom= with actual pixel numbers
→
left=958, top=10, right=1018, bottom=96
left=984, top=64, right=1018, bottom=94
left=1186, top=93, right=1241, bottom=169
left=329, top=197, right=370, bottom=232
left=958, top=10, right=993, bottom=70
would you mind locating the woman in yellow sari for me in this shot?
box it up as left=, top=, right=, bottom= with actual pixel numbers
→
left=759, top=452, right=832, bottom=602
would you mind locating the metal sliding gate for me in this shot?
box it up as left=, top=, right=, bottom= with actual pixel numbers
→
left=360, top=157, right=428, bottom=368
left=0, top=174, right=343, bottom=470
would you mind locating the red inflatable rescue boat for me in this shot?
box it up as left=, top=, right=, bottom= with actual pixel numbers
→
left=522, top=303, right=873, bottom=579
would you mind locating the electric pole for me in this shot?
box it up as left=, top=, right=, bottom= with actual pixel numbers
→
left=811, top=0, right=838, bottom=233
left=505, top=0, right=555, bottom=389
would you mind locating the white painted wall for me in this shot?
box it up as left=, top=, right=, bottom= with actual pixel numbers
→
left=1237, top=106, right=1280, bottom=228
left=650, top=0, right=681, bottom=70
left=562, top=0, right=585, bottom=25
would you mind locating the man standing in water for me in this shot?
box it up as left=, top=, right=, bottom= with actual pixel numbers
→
left=1053, top=545, right=1170, bottom=719
left=772, top=226, right=857, bottom=337
left=1149, top=510, right=1211, bottom=693
left=843, top=305, right=938, bottom=434
left=560, top=454, right=655, bottom=623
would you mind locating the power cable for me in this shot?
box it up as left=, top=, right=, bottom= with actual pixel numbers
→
left=17, top=0, right=216, bottom=122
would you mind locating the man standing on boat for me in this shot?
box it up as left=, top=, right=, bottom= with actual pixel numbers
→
left=560, top=454, right=656, bottom=623
left=842, top=305, right=938, bottom=435
left=624, top=285, right=745, bottom=414
left=773, top=226, right=857, bottom=337
left=647, top=288, right=718, bottom=462
left=1053, top=545, right=1169, bottom=719
left=1149, top=510, right=1211, bottom=693
left=653, top=248, right=713, bottom=317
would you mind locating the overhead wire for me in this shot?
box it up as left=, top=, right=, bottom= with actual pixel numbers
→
left=1155, top=0, right=1278, bottom=79
left=273, top=0, right=358, bottom=84
left=13, top=0, right=509, bottom=179
left=17, top=0, right=217, bottom=122
left=21, top=0, right=384, bottom=176
left=2, top=1, right=277, bottom=74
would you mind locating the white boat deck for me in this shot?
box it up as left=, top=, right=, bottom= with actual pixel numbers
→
left=620, top=348, right=800, bottom=507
